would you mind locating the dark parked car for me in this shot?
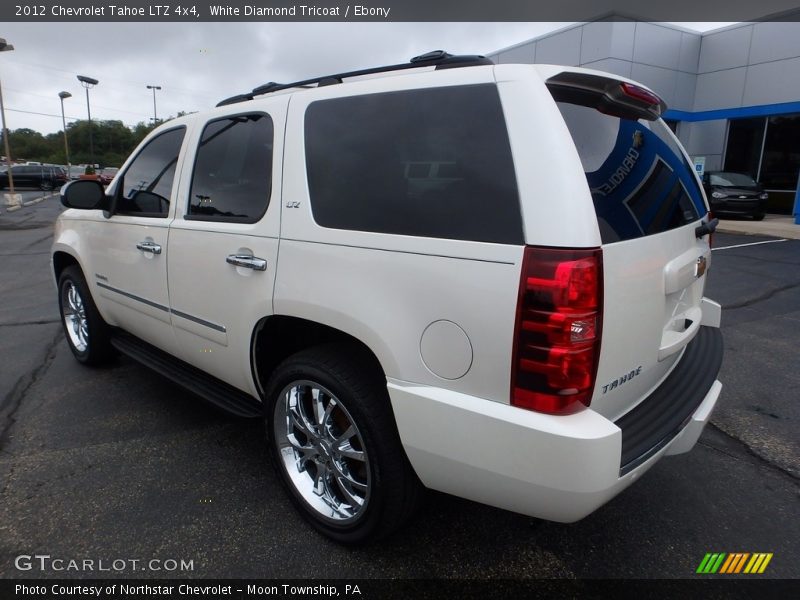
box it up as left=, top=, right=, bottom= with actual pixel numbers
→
left=702, top=171, right=768, bottom=220
left=98, top=167, right=119, bottom=185
left=0, top=165, right=68, bottom=191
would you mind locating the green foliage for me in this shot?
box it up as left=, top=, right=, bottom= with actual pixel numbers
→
left=3, top=118, right=163, bottom=167
left=7, top=128, right=50, bottom=160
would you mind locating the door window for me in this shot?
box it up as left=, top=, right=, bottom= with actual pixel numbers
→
left=116, top=127, right=186, bottom=218
left=187, top=113, right=274, bottom=223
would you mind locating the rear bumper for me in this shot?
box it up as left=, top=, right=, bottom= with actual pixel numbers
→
left=388, top=326, right=723, bottom=523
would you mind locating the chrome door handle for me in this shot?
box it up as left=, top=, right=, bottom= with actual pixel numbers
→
left=136, top=241, right=162, bottom=255
left=226, top=254, right=267, bottom=271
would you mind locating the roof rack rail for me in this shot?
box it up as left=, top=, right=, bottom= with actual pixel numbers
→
left=216, top=50, right=492, bottom=107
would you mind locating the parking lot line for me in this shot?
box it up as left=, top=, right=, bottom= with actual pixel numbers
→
left=712, top=239, right=788, bottom=251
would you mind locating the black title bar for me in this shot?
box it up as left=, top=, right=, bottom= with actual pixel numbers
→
left=4, top=0, right=800, bottom=22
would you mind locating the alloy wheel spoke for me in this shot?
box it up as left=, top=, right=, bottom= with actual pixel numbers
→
left=330, top=459, right=368, bottom=493
left=67, top=286, right=77, bottom=312
left=334, top=442, right=365, bottom=463
left=296, top=387, right=321, bottom=438
left=280, top=438, right=315, bottom=471
left=312, top=463, right=329, bottom=497
left=287, top=433, right=315, bottom=455
left=335, top=424, right=356, bottom=446
left=294, top=449, right=314, bottom=472
left=321, top=397, right=336, bottom=429
left=311, top=389, right=327, bottom=426
left=289, top=401, right=318, bottom=442
left=333, top=474, right=364, bottom=509
left=333, top=425, right=366, bottom=462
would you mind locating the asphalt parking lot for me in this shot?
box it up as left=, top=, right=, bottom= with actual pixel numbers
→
left=0, top=195, right=798, bottom=580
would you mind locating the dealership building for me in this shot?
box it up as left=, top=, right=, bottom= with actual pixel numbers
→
left=489, top=17, right=800, bottom=214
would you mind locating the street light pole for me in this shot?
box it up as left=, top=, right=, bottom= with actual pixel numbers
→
left=147, top=85, right=161, bottom=124
left=77, top=75, right=99, bottom=168
left=0, top=38, right=16, bottom=194
left=58, top=91, right=72, bottom=169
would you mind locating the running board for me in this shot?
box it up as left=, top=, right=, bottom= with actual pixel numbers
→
left=110, top=331, right=263, bottom=418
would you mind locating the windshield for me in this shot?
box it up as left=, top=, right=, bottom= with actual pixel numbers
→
left=709, top=172, right=757, bottom=187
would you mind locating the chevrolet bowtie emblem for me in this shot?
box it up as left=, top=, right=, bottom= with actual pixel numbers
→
left=696, top=255, right=708, bottom=278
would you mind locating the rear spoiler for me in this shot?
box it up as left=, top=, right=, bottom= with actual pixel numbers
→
left=546, top=72, right=667, bottom=121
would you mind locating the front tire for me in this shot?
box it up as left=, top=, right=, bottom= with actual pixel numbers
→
left=57, top=265, right=113, bottom=366
left=265, top=344, right=422, bottom=544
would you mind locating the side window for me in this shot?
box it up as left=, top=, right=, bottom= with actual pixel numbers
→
left=116, top=127, right=185, bottom=218
left=304, top=85, right=523, bottom=244
left=187, top=113, right=273, bottom=223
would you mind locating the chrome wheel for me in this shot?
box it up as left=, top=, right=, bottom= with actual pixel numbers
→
left=274, top=380, right=370, bottom=524
left=62, top=281, right=89, bottom=353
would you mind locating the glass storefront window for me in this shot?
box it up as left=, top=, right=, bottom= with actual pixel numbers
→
left=724, top=117, right=765, bottom=180
left=760, top=114, right=800, bottom=191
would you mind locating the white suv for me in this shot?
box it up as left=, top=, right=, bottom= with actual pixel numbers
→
left=52, top=51, right=723, bottom=543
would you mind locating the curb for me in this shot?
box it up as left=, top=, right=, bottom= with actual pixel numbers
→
left=22, top=197, right=46, bottom=207
left=716, top=219, right=800, bottom=241
left=2, top=192, right=57, bottom=214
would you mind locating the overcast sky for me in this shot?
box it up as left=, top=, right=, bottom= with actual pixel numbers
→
left=1, top=22, right=732, bottom=136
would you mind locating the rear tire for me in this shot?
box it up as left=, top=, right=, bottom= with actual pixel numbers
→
left=57, top=265, right=114, bottom=366
left=264, top=344, right=422, bottom=544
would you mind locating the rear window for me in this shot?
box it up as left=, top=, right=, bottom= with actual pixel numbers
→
left=557, top=102, right=705, bottom=244
left=304, top=85, right=523, bottom=244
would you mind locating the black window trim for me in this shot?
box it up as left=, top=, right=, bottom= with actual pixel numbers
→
left=184, top=110, right=274, bottom=225
left=112, top=124, right=187, bottom=220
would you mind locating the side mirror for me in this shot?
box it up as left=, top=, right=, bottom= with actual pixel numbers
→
left=60, top=179, right=109, bottom=210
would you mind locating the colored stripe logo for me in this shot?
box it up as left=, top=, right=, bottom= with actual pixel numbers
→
left=696, top=553, right=773, bottom=574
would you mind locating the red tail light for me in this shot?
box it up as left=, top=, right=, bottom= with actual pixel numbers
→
left=620, top=82, right=661, bottom=106
left=511, top=247, right=603, bottom=415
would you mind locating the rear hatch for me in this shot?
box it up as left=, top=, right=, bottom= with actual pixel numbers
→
left=546, top=70, right=713, bottom=421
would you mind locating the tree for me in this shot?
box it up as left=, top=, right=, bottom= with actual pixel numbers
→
left=7, top=128, right=50, bottom=162
left=6, top=110, right=190, bottom=167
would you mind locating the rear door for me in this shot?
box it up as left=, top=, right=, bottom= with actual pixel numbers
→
left=16, top=166, right=34, bottom=188
left=548, top=71, right=712, bottom=420
left=166, top=104, right=285, bottom=396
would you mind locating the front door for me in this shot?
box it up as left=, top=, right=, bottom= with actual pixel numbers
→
left=87, top=126, right=188, bottom=356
